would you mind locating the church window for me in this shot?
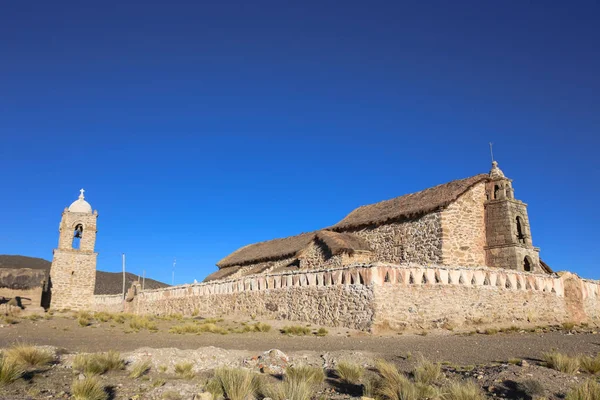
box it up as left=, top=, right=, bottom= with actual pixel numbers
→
left=516, top=217, right=525, bottom=243
left=494, top=185, right=500, bottom=199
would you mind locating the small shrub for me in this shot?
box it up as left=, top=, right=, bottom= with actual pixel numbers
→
left=72, top=351, right=124, bottom=375
left=2, top=316, right=18, bottom=325
left=287, top=365, right=325, bottom=386
left=129, top=360, right=151, bottom=379
left=26, top=314, right=42, bottom=321
left=516, top=379, right=545, bottom=399
left=580, top=355, right=600, bottom=375
left=161, top=391, right=183, bottom=400
left=78, top=315, right=92, bottom=327
left=443, top=380, right=484, bottom=400
left=213, top=367, right=259, bottom=400
left=562, top=322, right=576, bottom=331
left=5, top=344, right=54, bottom=367
left=281, top=325, right=311, bottom=336
left=543, top=352, right=580, bottom=374
left=316, top=328, right=328, bottom=336
left=413, top=359, right=442, bottom=385
left=174, top=362, right=195, bottom=379
left=483, top=328, right=498, bottom=335
left=508, top=358, right=522, bottom=365
left=114, top=314, right=127, bottom=324
left=252, top=322, right=271, bottom=332
left=565, top=380, right=600, bottom=400
left=71, top=376, right=108, bottom=400
left=335, top=361, right=363, bottom=385
left=0, top=356, right=24, bottom=387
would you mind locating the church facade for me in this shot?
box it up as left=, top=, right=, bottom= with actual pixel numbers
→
left=206, top=162, right=548, bottom=282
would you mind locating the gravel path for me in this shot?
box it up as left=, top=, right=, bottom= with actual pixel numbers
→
left=2, top=317, right=599, bottom=365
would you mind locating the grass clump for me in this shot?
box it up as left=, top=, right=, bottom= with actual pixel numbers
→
left=4, top=344, right=54, bottom=368
left=93, top=312, right=112, bottom=322
left=507, top=358, right=522, bottom=365
left=516, top=379, right=545, bottom=400
left=129, top=316, right=158, bottom=332
left=262, top=365, right=323, bottom=400
left=566, top=379, right=600, bottom=400
left=212, top=367, right=259, bottom=400
left=0, top=356, right=24, bottom=387
left=72, top=351, right=125, bottom=376
left=281, top=325, right=311, bottom=336
left=335, top=361, right=363, bottom=385
left=316, top=328, right=328, bottom=336
left=543, top=352, right=580, bottom=374
left=169, top=322, right=228, bottom=335
left=580, top=354, right=600, bottom=375
left=129, top=360, right=151, bottom=379
left=287, top=365, right=325, bottom=386
left=413, top=358, right=442, bottom=385
left=443, top=380, right=484, bottom=400
left=71, top=376, right=108, bottom=400
left=375, top=359, right=416, bottom=400
left=78, top=315, right=92, bottom=327
left=562, top=322, right=576, bottom=331
left=174, top=362, right=195, bottom=379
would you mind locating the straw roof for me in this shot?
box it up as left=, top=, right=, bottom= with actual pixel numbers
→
left=203, top=265, right=243, bottom=282
left=216, top=230, right=372, bottom=268
left=216, top=232, right=316, bottom=268
left=331, top=174, right=489, bottom=230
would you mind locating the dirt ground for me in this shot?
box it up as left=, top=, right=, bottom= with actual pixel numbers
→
left=1, top=312, right=600, bottom=399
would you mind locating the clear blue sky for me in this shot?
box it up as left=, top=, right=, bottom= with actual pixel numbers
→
left=1, top=1, right=598, bottom=283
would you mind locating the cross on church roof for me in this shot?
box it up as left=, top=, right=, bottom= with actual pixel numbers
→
left=79, top=188, right=85, bottom=199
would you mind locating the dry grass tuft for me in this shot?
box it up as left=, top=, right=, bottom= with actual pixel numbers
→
left=5, top=344, right=54, bottom=368
left=316, top=328, right=328, bottom=336
left=174, top=362, right=195, bottom=379
left=93, top=312, right=112, bottom=322
left=287, top=365, right=325, bottom=386
left=72, top=351, right=124, bottom=376
left=335, top=361, right=363, bottom=385
left=281, top=325, right=312, bottom=336
left=169, top=322, right=228, bottom=335
left=562, top=322, right=576, bottom=331
left=443, top=380, right=484, bottom=400
left=129, top=360, right=151, bottom=379
left=413, top=358, right=442, bottom=385
left=129, top=316, right=158, bottom=332
left=71, top=376, right=108, bottom=400
left=213, top=367, right=259, bottom=400
left=263, top=379, right=314, bottom=400
left=566, top=379, right=600, bottom=400
left=0, top=356, right=24, bottom=387
left=543, top=352, right=580, bottom=374
left=375, top=359, right=416, bottom=400
left=579, top=355, right=600, bottom=375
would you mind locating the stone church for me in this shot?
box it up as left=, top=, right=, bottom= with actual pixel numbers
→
left=206, top=161, right=551, bottom=282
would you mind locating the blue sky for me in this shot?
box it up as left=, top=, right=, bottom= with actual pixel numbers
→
left=1, top=1, right=598, bottom=283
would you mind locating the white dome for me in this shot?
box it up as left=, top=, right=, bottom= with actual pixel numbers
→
left=68, top=189, right=93, bottom=213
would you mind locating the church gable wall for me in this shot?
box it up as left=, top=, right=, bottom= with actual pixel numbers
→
left=299, top=240, right=343, bottom=270
left=440, top=182, right=487, bottom=266
left=342, top=213, right=443, bottom=265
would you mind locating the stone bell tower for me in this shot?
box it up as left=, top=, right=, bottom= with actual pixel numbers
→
left=49, top=189, right=98, bottom=310
left=484, top=162, right=541, bottom=272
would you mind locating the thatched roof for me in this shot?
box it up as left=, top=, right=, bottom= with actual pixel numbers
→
left=203, top=265, right=243, bottom=282
left=331, top=174, right=489, bottom=230
left=316, top=231, right=371, bottom=255
left=216, top=230, right=372, bottom=269
left=216, top=232, right=316, bottom=268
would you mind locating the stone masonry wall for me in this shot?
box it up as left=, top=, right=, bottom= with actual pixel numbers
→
left=107, top=264, right=600, bottom=332
left=345, top=213, right=443, bottom=264
left=299, top=240, right=343, bottom=270
left=441, top=182, right=487, bottom=266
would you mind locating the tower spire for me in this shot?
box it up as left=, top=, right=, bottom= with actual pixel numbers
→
left=79, top=188, right=85, bottom=200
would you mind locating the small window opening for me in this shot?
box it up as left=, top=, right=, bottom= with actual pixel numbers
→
left=72, top=224, right=83, bottom=250
left=524, top=256, right=533, bottom=272
left=516, top=217, right=526, bottom=243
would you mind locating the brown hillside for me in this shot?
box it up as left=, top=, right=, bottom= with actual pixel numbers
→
left=0, top=255, right=169, bottom=294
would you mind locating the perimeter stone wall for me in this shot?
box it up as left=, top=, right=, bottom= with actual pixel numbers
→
left=101, top=264, right=600, bottom=332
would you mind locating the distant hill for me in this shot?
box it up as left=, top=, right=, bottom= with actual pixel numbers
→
left=0, top=255, right=170, bottom=294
